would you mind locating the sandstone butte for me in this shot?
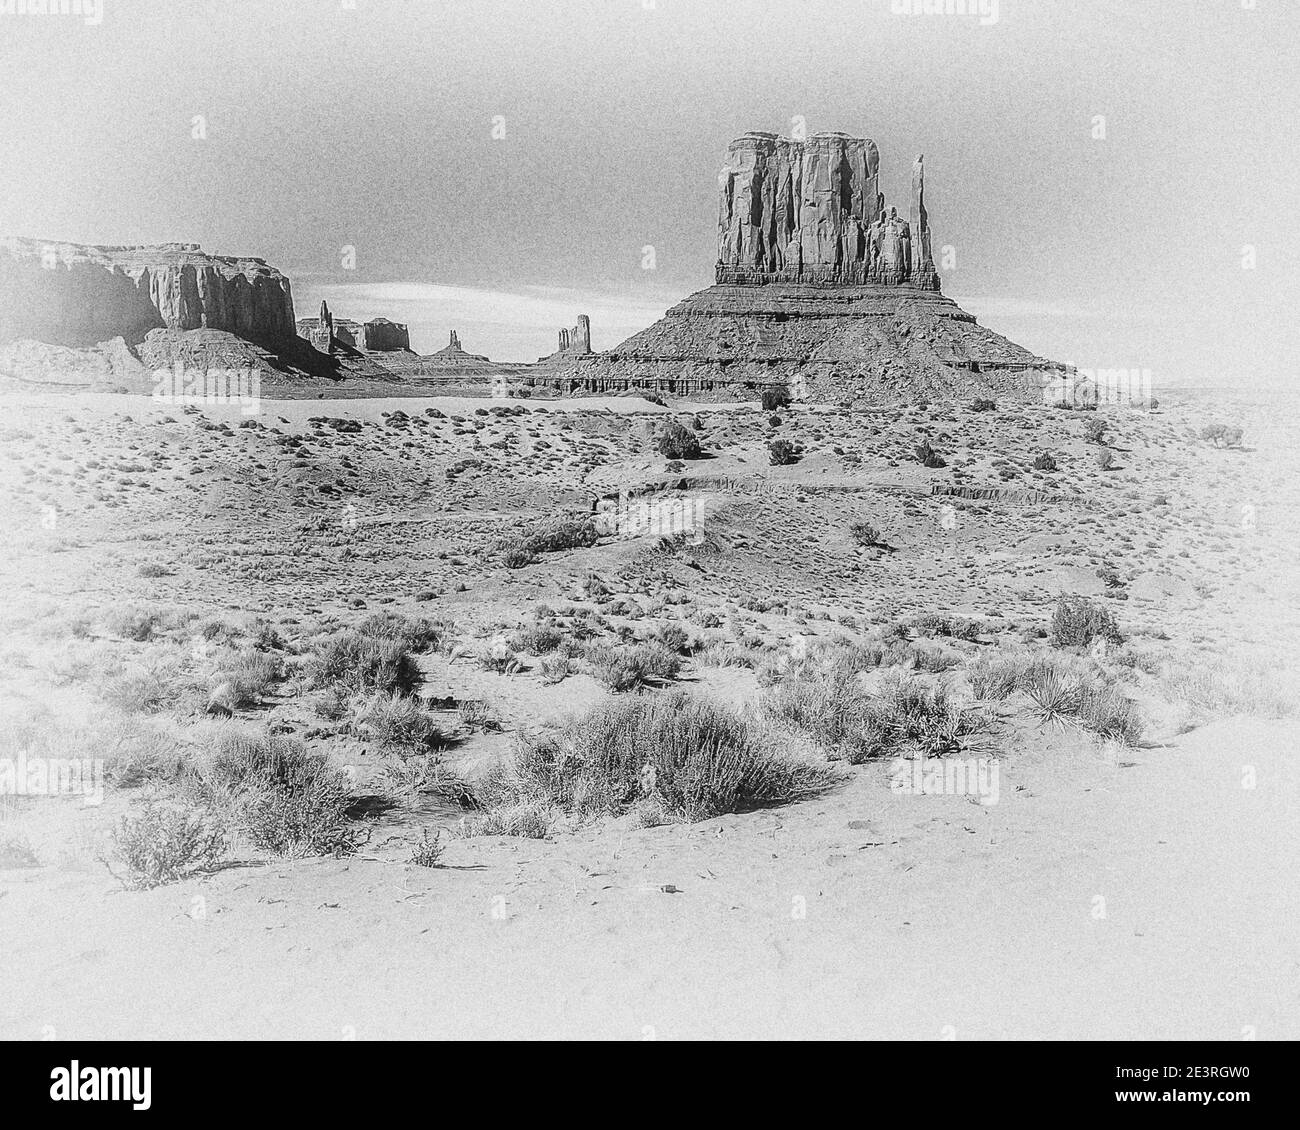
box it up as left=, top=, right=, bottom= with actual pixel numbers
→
left=535, top=129, right=1073, bottom=404
left=0, top=130, right=1072, bottom=404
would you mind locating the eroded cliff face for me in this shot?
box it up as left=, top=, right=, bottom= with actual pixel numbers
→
left=715, top=132, right=939, bottom=290
left=0, top=238, right=296, bottom=347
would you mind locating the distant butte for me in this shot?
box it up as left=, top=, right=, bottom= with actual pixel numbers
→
left=535, top=130, right=1070, bottom=405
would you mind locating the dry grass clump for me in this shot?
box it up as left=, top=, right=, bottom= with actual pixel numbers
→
left=97, top=652, right=206, bottom=716
left=208, top=646, right=284, bottom=709
left=97, top=716, right=190, bottom=788
left=908, top=613, right=986, bottom=642
left=1050, top=594, right=1123, bottom=649
left=349, top=691, right=448, bottom=753
left=695, top=639, right=761, bottom=669
left=408, top=828, right=444, bottom=867
left=109, top=800, right=227, bottom=889
left=101, top=604, right=173, bottom=642
left=764, top=659, right=986, bottom=763
left=185, top=733, right=361, bottom=858
left=307, top=631, right=420, bottom=697
left=463, top=692, right=834, bottom=833
left=585, top=640, right=682, bottom=691
left=509, top=622, right=565, bottom=655
left=968, top=648, right=1142, bottom=745
left=304, top=613, right=449, bottom=700
left=1158, top=657, right=1296, bottom=721
left=502, top=518, right=599, bottom=567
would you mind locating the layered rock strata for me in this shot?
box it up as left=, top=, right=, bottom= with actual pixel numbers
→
left=537, top=129, right=1066, bottom=403
left=715, top=132, right=938, bottom=289
left=0, top=237, right=296, bottom=347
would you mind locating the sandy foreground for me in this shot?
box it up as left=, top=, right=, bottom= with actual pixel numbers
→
left=1, top=388, right=1297, bottom=1040
left=2, top=716, right=1295, bottom=1040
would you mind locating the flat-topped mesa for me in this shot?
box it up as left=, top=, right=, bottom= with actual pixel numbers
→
left=715, top=131, right=939, bottom=290
left=0, top=236, right=296, bottom=347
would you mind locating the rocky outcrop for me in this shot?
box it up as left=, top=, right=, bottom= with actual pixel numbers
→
left=296, top=302, right=411, bottom=354
left=557, top=314, right=591, bottom=355
left=715, top=132, right=938, bottom=289
left=427, top=330, right=491, bottom=364
left=0, top=237, right=296, bottom=347
left=535, top=282, right=1069, bottom=404
left=532, top=127, right=1066, bottom=404
left=361, top=317, right=409, bottom=352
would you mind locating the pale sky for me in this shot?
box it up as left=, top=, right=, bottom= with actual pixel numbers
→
left=2, top=0, right=1297, bottom=387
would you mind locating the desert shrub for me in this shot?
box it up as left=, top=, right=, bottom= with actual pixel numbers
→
left=98, top=667, right=177, bottom=715
left=1032, top=453, right=1057, bottom=472
left=655, top=623, right=691, bottom=654
left=768, top=438, right=800, bottom=466
left=539, top=655, right=576, bottom=685
left=474, top=692, right=833, bottom=826
left=457, top=800, right=560, bottom=839
left=409, top=828, right=444, bottom=867
left=110, top=801, right=227, bottom=889
left=238, top=765, right=360, bottom=858
left=586, top=641, right=682, bottom=691
left=306, top=630, right=421, bottom=697
left=356, top=612, right=449, bottom=654
left=1095, top=448, right=1115, bottom=470
left=350, top=691, right=447, bottom=753
left=763, top=663, right=879, bottom=762
left=0, top=836, right=39, bottom=869
left=523, top=518, right=600, bottom=555
left=970, top=398, right=996, bottom=413
left=968, top=649, right=1142, bottom=745
left=477, top=644, right=526, bottom=675
left=1159, top=658, right=1296, bottom=721
left=906, top=643, right=960, bottom=673
left=510, top=623, right=564, bottom=655
left=98, top=718, right=189, bottom=788
left=209, top=647, right=283, bottom=709
left=138, top=563, right=170, bottom=578
left=849, top=521, right=881, bottom=547
left=765, top=653, right=983, bottom=763
left=1084, top=417, right=1109, bottom=444
left=693, top=640, right=758, bottom=669
left=458, top=699, right=501, bottom=732
left=657, top=419, right=702, bottom=460
left=1050, top=595, right=1122, bottom=649
left=868, top=676, right=987, bottom=758
left=189, top=734, right=359, bottom=858
left=102, top=605, right=165, bottom=642
left=1021, top=664, right=1142, bottom=744
left=192, top=733, right=326, bottom=798
left=909, top=614, right=983, bottom=641
left=378, top=754, right=467, bottom=808
left=1200, top=424, right=1244, bottom=448
left=761, top=387, right=792, bottom=412
left=504, top=518, right=599, bottom=566
left=502, top=545, right=533, bottom=569
left=914, top=440, right=947, bottom=468
left=968, top=651, right=1061, bottom=700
